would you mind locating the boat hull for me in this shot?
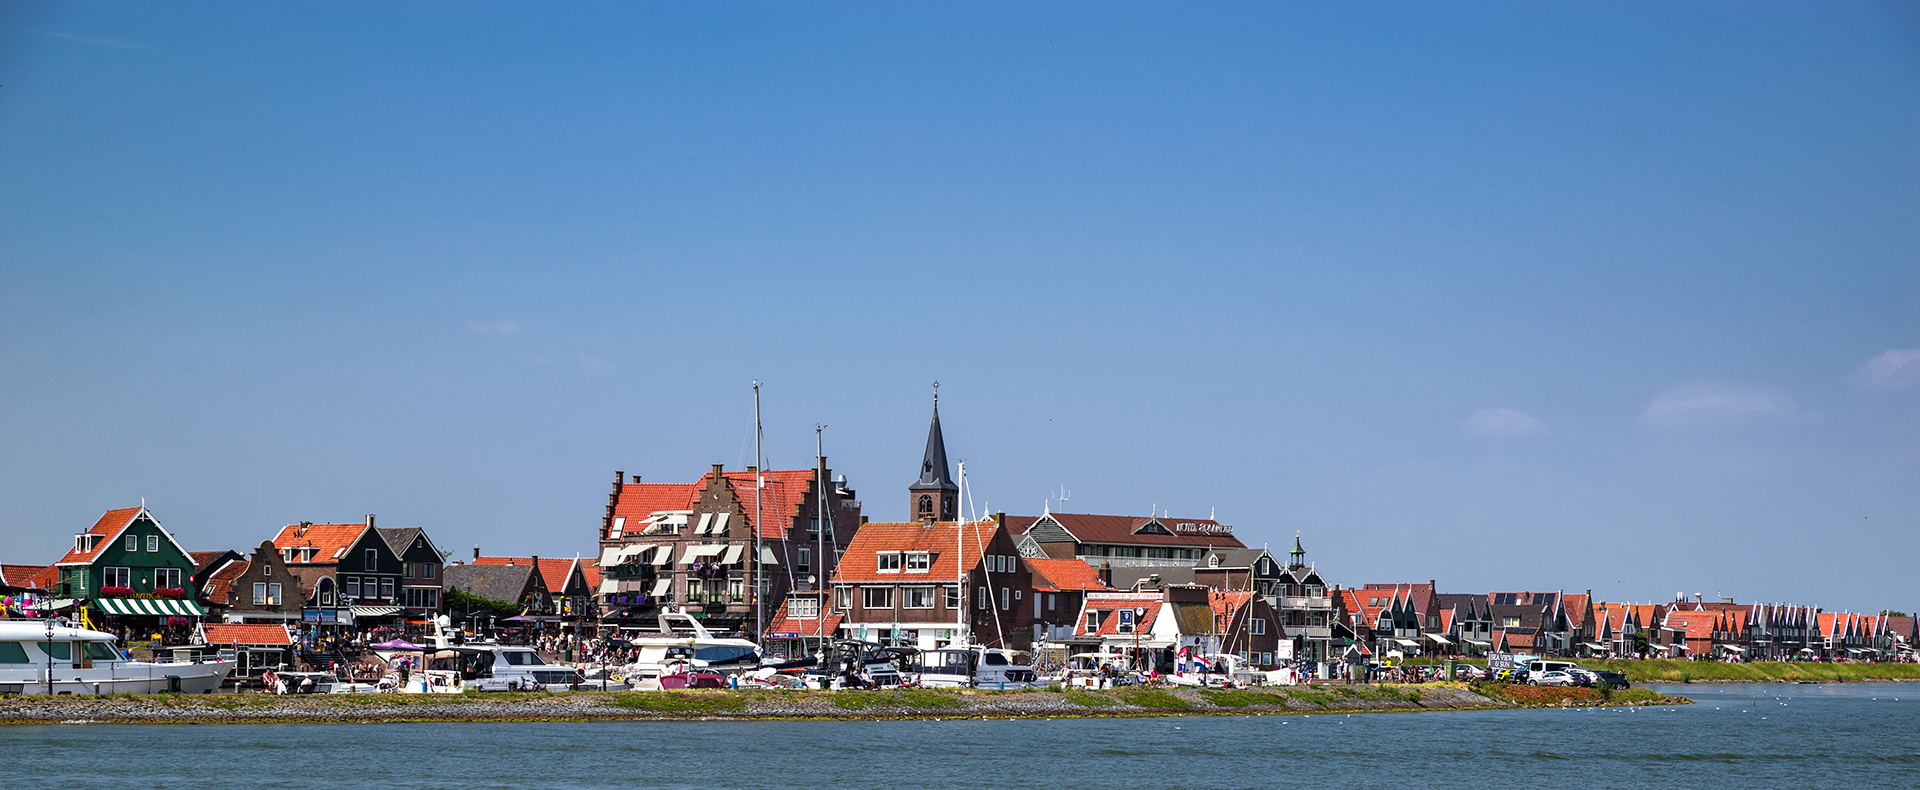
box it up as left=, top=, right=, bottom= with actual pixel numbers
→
left=2, top=661, right=233, bottom=695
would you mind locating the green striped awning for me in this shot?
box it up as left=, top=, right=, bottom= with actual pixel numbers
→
left=95, top=597, right=206, bottom=616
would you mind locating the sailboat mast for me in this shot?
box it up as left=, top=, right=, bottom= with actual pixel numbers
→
left=956, top=460, right=967, bottom=647
left=753, top=381, right=763, bottom=642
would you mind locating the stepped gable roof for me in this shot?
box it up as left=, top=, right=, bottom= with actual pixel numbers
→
left=201, top=623, right=292, bottom=646
left=270, top=522, right=370, bottom=564
left=1, top=565, right=51, bottom=590
left=719, top=469, right=818, bottom=540
left=1020, top=512, right=1247, bottom=550
left=443, top=564, right=536, bottom=604
left=56, top=507, right=143, bottom=564
left=1025, top=558, right=1111, bottom=593
left=764, top=596, right=841, bottom=641
left=201, top=559, right=250, bottom=607
left=832, top=520, right=1007, bottom=584
left=1078, top=592, right=1165, bottom=637
left=474, top=557, right=582, bottom=594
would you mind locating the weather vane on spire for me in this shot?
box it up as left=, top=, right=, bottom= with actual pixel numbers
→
left=932, top=379, right=940, bottom=407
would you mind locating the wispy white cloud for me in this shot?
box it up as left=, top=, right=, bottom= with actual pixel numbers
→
left=29, top=29, right=152, bottom=51
left=1462, top=407, right=1547, bottom=438
left=1855, top=348, right=1920, bottom=391
left=1640, top=381, right=1798, bottom=428
left=467, top=319, right=522, bottom=336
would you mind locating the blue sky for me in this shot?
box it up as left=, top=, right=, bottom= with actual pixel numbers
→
left=3, top=2, right=1916, bottom=612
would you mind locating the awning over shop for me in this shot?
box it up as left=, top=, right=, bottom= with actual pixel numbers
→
left=1582, top=642, right=1608, bottom=650
left=1423, top=633, right=1452, bottom=645
left=598, top=577, right=619, bottom=595
left=350, top=605, right=404, bottom=617
left=650, top=546, right=675, bottom=565
left=1463, top=638, right=1491, bottom=647
left=682, top=544, right=726, bottom=563
left=650, top=579, right=672, bottom=597
left=720, top=545, right=745, bottom=566
left=1719, top=644, right=1746, bottom=652
left=1393, top=638, right=1421, bottom=647
left=96, top=597, right=206, bottom=616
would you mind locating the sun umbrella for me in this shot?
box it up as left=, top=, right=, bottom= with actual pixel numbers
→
left=372, top=639, right=423, bottom=650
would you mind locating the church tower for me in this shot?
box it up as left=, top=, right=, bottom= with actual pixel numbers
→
left=909, top=385, right=958, bottom=521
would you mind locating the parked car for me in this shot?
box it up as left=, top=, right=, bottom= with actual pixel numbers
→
left=1495, top=668, right=1529, bottom=684
left=1531, top=670, right=1581, bottom=687
left=1590, top=670, right=1631, bottom=689
left=1452, top=664, right=1488, bottom=680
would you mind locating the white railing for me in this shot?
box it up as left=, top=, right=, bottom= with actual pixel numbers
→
left=1278, top=596, right=1333, bottom=610
left=1284, top=626, right=1332, bottom=639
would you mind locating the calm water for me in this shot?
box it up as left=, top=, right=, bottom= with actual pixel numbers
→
left=6, top=684, right=1917, bottom=789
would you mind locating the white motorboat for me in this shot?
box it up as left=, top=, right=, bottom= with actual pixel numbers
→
left=0, top=619, right=233, bottom=695
left=414, top=615, right=580, bottom=692
left=262, top=670, right=378, bottom=694
left=912, top=646, right=1037, bottom=689
left=611, top=607, right=764, bottom=686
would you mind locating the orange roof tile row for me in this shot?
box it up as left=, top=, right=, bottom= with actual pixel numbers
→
left=201, top=623, right=293, bottom=645
left=269, top=522, right=369, bottom=562
left=57, top=507, right=143, bottom=564
left=1024, top=558, right=1110, bottom=593
left=833, top=521, right=1008, bottom=584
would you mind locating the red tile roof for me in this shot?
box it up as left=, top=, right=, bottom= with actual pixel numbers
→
left=270, top=522, right=370, bottom=564
left=833, top=521, right=1008, bottom=584
left=1025, top=558, right=1110, bottom=593
left=764, top=596, right=842, bottom=641
left=1026, top=512, right=1247, bottom=549
left=580, top=561, right=601, bottom=589
left=1078, top=592, right=1164, bottom=637
left=201, top=623, right=293, bottom=645
left=1209, top=590, right=1254, bottom=630
left=56, top=507, right=143, bottom=565
left=202, top=560, right=250, bottom=606
left=1, top=564, right=51, bottom=590
left=609, top=469, right=824, bottom=542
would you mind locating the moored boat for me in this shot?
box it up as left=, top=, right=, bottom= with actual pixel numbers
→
left=0, top=619, right=232, bottom=695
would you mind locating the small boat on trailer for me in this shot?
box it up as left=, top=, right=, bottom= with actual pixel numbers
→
left=0, top=620, right=233, bottom=695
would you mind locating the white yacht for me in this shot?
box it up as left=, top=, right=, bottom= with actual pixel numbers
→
left=0, top=620, right=233, bottom=695
left=912, top=646, right=1037, bottom=689
left=612, top=607, right=764, bottom=687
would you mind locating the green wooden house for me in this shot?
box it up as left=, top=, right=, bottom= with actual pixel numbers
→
left=54, top=506, right=207, bottom=619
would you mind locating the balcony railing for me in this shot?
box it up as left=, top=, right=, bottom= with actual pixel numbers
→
left=1284, top=626, right=1333, bottom=639
left=1278, top=596, right=1333, bottom=610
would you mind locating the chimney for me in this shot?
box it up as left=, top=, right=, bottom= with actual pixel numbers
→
left=711, top=463, right=724, bottom=479
left=747, top=465, right=757, bottom=474
left=473, top=546, right=480, bottom=561
left=1099, top=561, right=1113, bottom=588
left=631, top=474, right=641, bottom=484
left=366, top=514, right=375, bottom=529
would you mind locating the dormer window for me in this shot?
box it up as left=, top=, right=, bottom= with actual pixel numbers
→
left=905, top=552, right=931, bottom=572
left=877, top=552, right=902, bottom=573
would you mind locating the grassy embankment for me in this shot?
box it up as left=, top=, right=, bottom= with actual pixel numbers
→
left=1402, top=658, right=1920, bottom=683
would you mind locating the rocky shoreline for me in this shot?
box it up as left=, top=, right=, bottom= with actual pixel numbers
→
left=0, top=683, right=1687, bottom=725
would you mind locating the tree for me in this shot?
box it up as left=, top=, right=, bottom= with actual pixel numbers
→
left=1879, top=610, right=1908, bottom=618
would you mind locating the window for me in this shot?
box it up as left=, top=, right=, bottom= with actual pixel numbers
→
left=0, top=642, right=30, bottom=664
left=423, top=563, right=436, bottom=579
left=877, top=553, right=902, bottom=573
left=253, top=583, right=268, bottom=605
left=147, top=535, right=159, bottom=552
left=345, top=577, right=360, bottom=597
left=263, top=563, right=271, bottom=577
left=862, top=587, right=894, bottom=608
left=1000, top=588, right=1011, bottom=610
left=729, top=579, right=744, bottom=603
left=154, top=568, right=181, bottom=590
left=798, top=547, right=811, bottom=573
left=381, top=578, right=395, bottom=599
left=402, top=562, right=413, bottom=579
left=977, top=586, right=988, bottom=610
left=365, top=548, right=378, bottom=571
left=267, top=583, right=282, bottom=605
left=834, top=586, right=852, bottom=610
left=126, top=535, right=138, bottom=552
left=1252, top=618, right=1266, bottom=635
left=792, top=598, right=820, bottom=618
left=902, top=586, right=936, bottom=608
left=1047, top=593, right=1056, bottom=611
left=1086, top=611, right=1101, bottom=630
left=318, top=578, right=334, bottom=606
left=103, top=567, right=131, bottom=589
left=423, top=589, right=438, bottom=608
left=1503, top=616, right=1522, bottom=628
left=918, top=495, right=932, bottom=516
left=945, top=586, right=961, bottom=608
left=905, top=552, right=931, bottom=572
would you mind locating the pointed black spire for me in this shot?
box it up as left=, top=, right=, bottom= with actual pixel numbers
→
left=910, top=393, right=956, bottom=493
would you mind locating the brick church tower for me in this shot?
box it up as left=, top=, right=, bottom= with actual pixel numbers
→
left=909, top=388, right=958, bottom=522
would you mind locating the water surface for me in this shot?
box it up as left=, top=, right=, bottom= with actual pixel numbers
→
left=7, top=683, right=1916, bottom=789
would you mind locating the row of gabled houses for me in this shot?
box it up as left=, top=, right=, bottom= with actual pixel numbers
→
left=4, top=399, right=1914, bottom=668
left=1335, top=584, right=1916, bottom=663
